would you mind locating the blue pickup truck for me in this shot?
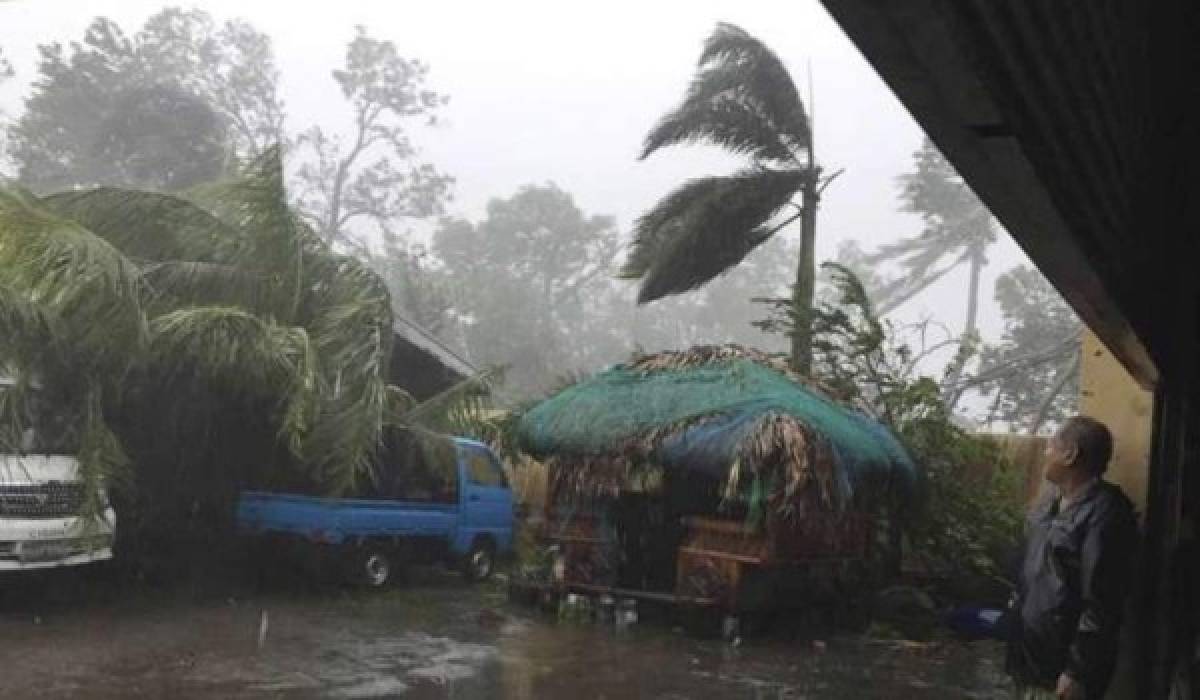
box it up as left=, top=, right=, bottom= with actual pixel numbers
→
left=237, top=437, right=513, bottom=586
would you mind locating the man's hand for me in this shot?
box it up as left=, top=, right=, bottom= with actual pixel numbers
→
left=1055, top=673, right=1084, bottom=700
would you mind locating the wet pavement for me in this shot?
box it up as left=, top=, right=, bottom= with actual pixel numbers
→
left=0, top=569, right=1009, bottom=699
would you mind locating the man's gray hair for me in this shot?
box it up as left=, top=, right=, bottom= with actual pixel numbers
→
left=1057, top=415, right=1114, bottom=476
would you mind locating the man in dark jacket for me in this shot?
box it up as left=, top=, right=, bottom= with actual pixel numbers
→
left=1007, top=415, right=1138, bottom=700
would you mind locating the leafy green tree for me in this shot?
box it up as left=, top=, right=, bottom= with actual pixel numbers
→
left=434, top=183, right=620, bottom=395
left=0, top=149, right=395, bottom=542
left=968, top=265, right=1081, bottom=434
left=830, top=240, right=891, bottom=306
left=0, top=47, right=12, bottom=162
left=871, top=139, right=997, bottom=314
left=756, top=263, right=1024, bottom=588
left=8, top=13, right=454, bottom=334
left=96, top=84, right=230, bottom=191
left=432, top=184, right=796, bottom=397
left=6, top=9, right=284, bottom=191
left=622, top=23, right=837, bottom=374
left=293, top=26, right=453, bottom=250
left=867, top=138, right=998, bottom=407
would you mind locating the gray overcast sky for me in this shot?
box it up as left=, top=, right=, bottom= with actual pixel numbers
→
left=0, top=0, right=1034, bottom=354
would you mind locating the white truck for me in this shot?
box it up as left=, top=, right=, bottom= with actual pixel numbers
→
left=0, top=379, right=115, bottom=571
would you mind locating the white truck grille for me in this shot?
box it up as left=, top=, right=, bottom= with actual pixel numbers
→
left=0, top=482, right=86, bottom=518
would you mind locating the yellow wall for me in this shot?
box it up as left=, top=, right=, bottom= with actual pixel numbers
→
left=1079, top=329, right=1153, bottom=517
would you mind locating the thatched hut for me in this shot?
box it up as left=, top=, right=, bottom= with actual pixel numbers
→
left=515, top=345, right=917, bottom=614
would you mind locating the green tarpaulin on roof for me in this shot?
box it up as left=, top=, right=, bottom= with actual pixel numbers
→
left=517, top=351, right=917, bottom=507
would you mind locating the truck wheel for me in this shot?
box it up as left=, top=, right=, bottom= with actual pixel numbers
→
left=462, top=540, right=496, bottom=582
left=349, top=547, right=393, bottom=587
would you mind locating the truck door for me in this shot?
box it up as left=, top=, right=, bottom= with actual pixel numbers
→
left=458, top=444, right=512, bottom=551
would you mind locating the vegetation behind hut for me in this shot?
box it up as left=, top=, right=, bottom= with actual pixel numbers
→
left=757, top=263, right=1025, bottom=594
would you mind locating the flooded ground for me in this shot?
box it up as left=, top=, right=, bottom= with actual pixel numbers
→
left=0, top=568, right=1009, bottom=699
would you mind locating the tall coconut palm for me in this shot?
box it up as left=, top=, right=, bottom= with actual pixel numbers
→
left=868, top=138, right=998, bottom=408
left=0, top=147, right=398, bottom=529
left=621, top=23, right=837, bottom=374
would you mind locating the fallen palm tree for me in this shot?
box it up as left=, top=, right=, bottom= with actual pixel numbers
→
left=513, top=344, right=918, bottom=620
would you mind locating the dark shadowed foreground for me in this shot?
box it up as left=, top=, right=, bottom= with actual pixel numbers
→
left=0, top=568, right=1007, bottom=699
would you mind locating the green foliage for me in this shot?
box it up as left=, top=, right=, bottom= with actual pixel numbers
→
left=95, top=85, right=228, bottom=191
left=0, top=148, right=394, bottom=536
left=628, top=23, right=815, bottom=306
left=757, top=262, right=1024, bottom=587
left=147, top=307, right=317, bottom=456
left=434, top=183, right=621, bottom=397
left=6, top=9, right=283, bottom=192
left=0, top=47, right=12, bottom=164
left=903, top=415, right=1025, bottom=588
left=864, top=139, right=1000, bottom=410
left=395, top=368, right=501, bottom=440
left=620, top=170, right=804, bottom=303
left=7, top=13, right=448, bottom=336
left=293, top=25, right=452, bottom=249
left=973, top=265, right=1081, bottom=433
left=758, top=263, right=919, bottom=425
left=869, top=138, right=997, bottom=315
left=642, top=22, right=810, bottom=164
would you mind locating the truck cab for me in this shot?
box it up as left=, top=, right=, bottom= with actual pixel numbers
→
left=0, top=378, right=116, bottom=571
left=238, top=436, right=513, bottom=586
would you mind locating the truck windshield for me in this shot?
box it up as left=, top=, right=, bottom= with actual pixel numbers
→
left=464, top=447, right=507, bottom=488
left=0, top=384, right=81, bottom=455
left=363, top=429, right=458, bottom=502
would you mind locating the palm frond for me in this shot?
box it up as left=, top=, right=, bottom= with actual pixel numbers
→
left=0, top=365, right=35, bottom=452
left=40, top=187, right=299, bottom=319
left=384, top=384, right=418, bottom=423
left=822, top=262, right=878, bottom=321
left=3, top=144, right=400, bottom=520
left=867, top=139, right=998, bottom=312
left=74, top=384, right=130, bottom=522
left=0, top=186, right=147, bottom=369
left=187, top=146, right=300, bottom=255
left=0, top=282, right=59, bottom=366
left=642, top=22, right=810, bottom=163
left=41, top=188, right=237, bottom=264
left=296, top=254, right=393, bottom=493
left=874, top=251, right=971, bottom=315
left=186, top=146, right=396, bottom=492
left=147, top=307, right=317, bottom=457
left=620, top=170, right=804, bottom=303
left=643, top=92, right=795, bottom=163
left=139, top=260, right=279, bottom=314
left=186, top=146, right=309, bottom=319
left=397, top=368, right=501, bottom=439
left=305, top=374, right=388, bottom=496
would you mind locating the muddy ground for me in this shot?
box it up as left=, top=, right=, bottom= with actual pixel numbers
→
left=0, top=566, right=1009, bottom=699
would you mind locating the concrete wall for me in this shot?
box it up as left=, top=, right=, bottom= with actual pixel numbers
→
left=1079, top=329, right=1153, bottom=518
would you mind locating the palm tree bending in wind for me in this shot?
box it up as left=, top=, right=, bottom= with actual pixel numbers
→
left=620, top=23, right=839, bottom=374
left=867, top=139, right=998, bottom=409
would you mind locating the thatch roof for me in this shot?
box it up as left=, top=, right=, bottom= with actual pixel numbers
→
left=516, top=345, right=916, bottom=512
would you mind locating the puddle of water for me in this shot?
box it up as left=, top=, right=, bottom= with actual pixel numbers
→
left=332, top=678, right=410, bottom=698
left=0, top=581, right=1010, bottom=699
